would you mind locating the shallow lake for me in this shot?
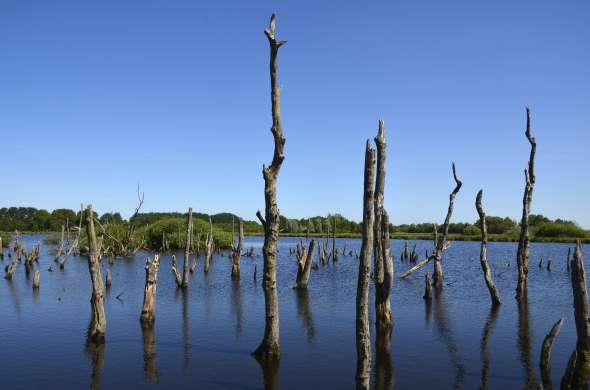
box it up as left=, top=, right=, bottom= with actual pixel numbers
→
left=0, top=234, right=586, bottom=389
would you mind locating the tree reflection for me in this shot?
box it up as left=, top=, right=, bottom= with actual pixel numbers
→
left=141, top=323, right=159, bottom=383
left=85, top=340, right=105, bottom=390
left=517, top=292, right=538, bottom=388
left=480, top=305, right=500, bottom=390
left=433, top=289, right=465, bottom=389
left=294, top=288, right=315, bottom=342
left=231, top=278, right=243, bottom=338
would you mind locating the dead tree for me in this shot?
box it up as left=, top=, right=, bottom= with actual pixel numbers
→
left=33, top=270, right=40, bottom=289
left=252, top=13, right=287, bottom=363
left=85, top=205, right=106, bottom=343
left=181, top=208, right=193, bottom=288
left=332, top=217, right=338, bottom=262
left=171, top=255, right=182, bottom=287
left=231, top=219, right=244, bottom=279
left=203, top=217, right=214, bottom=273
left=140, top=254, right=161, bottom=325
left=432, top=163, right=462, bottom=288
left=561, top=242, right=590, bottom=389
left=423, top=273, right=432, bottom=300
left=55, top=225, right=65, bottom=262
left=293, top=240, right=316, bottom=289
left=403, top=241, right=409, bottom=261
left=476, top=190, right=501, bottom=306
left=4, top=255, right=18, bottom=279
left=105, top=269, right=112, bottom=288
left=375, top=210, right=394, bottom=333
left=60, top=208, right=83, bottom=269
left=516, top=108, right=536, bottom=301
left=540, top=318, right=563, bottom=390
left=356, top=140, right=376, bottom=389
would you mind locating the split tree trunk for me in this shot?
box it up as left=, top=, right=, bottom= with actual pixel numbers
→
left=561, top=242, right=590, bottom=389
left=540, top=318, right=563, bottom=390
left=85, top=205, right=106, bottom=343
left=182, top=208, right=193, bottom=287
left=375, top=210, right=394, bottom=333
left=140, top=254, right=161, bottom=324
left=204, top=217, right=214, bottom=273
left=293, top=240, right=316, bottom=289
left=355, top=140, right=376, bottom=389
left=252, top=13, right=287, bottom=363
left=231, top=219, right=244, bottom=279
left=432, top=163, right=462, bottom=288
left=476, top=190, right=501, bottom=306
left=516, top=108, right=536, bottom=301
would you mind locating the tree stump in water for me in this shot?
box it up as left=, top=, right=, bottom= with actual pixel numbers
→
left=85, top=205, right=107, bottom=343
left=475, top=190, right=501, bottom=306
left=540, top=318, right=563, bottom=390
left=33, top=270, right=40, bottom=289
left=203, top=217, right=214, bottom=274
left=293, top=240, right=315, bottom=289
left=231, top=219, right=244, bottom=279
left=105, top=269, right=112, bottom=288
left=181, top=208, right=193, bottom=288
left=423, top=273, right=432, bottom=300
left=140, top=254, right=161, bottom=325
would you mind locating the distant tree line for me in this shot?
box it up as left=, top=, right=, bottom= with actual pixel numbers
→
left=0, top=206, right=587, bottom=239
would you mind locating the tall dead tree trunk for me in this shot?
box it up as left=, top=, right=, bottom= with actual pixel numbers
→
left=182, top=208, right=193, bottom=287
left=375, top=210, right=394, bottom=333
left=540, top=318, right=563, bottom=390
left=432, top=163, right=462, bottom=288
left=561, top=242, right=590, bottom=389
left=140, top=254, right=161, bottom=325
left=373, top=120, right=385, bottom=306
left=476, top=190, right=501, bottom=306
left=293, top=240, right=316, bottom=289
left=516, top=107, right=536, bottom=301
left=55, top=225, right=65, bottom=262
left=203, top=217, right=214, bottom=273
left=231, top=219, right=244, bottom=279
left=85, top=205, right=106, bottom=343
left=252, top=13, right=286, bottom=363
left=356, top=140, right=376, bottom=389
left=332, top=217, right=338, bottom=262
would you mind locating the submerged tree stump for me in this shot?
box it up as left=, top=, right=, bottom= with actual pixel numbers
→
left=181, top=208, right=193, bottom=287
left=140, top=254, right=161, bottom=325
left=171, top=255, right=182, bottom=287
left=356, top=140, right=376, bottom=389
left=85, top=205, right=106, bottom=343
left=33, top=270, right=40, bottom=289
left=105, top=269, right=112, bottom=288
left=55, top=225, right=65, bottom=262
left=475, top=190, right=501, bottom=306
left=540, top=318, right=563, bottom=390
left=293, top=240, right=316, bottom=289
left=203, top=217, right=214, bottom=274
left=423, top=273, right=432, bottom=300
left=561, top=242, right=590, bottom=389
left=516, top=108, right=536, bottom=301
left=231, top=219, right=244, bottom=279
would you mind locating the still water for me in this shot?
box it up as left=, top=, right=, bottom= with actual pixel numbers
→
left=0, top=234, right=586, bottom=389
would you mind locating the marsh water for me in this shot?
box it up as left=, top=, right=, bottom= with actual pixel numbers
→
left=0, top=234, right=586, bottom=389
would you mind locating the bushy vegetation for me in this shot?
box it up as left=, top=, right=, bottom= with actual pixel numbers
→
left=138, top=217, right=233, bottom=250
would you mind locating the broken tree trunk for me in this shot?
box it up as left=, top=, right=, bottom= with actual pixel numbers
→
left=375, top=210, right=394, bottom=333
left=231, top=219, right=244, bottom=279
left=516, top=107, right=536, bottom=301
left=105, top=269, right=112, bottom=288
left=432, top=163, right=462, bottom=288
left=182, top=208, right=193, bottom=288
left=356, top=140, right=376, bottom=389
left=423, top=273, right=432, bottom=300
left=4, top=256, right=18, bottom=279
left=203, top=217, right=214, bottom=273
left=33, top=270, right=40, bottom=289
left=85, top=205, right=106, bottom=343
left=476, top=190, right=501, bottom=306
left=561, top=242, right=590, bottom=389
left=171, top=255, right=182, bottom=287
left=332, top=217, right=338, bottom=262
left=252, top=13, right=286, bottom=363
left=540, top=318, right=563, bottom=390
left=373, top=120, right=386, bottom=302
left=55, top=225, right=65, bottom=262
left=293, top=240, right=316, bottom=289
left=140, top=254, right=161, bottom=325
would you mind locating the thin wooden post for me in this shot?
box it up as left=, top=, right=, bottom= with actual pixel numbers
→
left=85, top=205, right=106, bottom=343
left=231, top=219, right=244, bottom=279
left=182, top=208, right=193, bottom=287
left=476, top=190, right=501, bottom=306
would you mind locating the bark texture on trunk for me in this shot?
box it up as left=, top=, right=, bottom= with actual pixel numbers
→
left=204, top=217, right=214, bottom=273
left=182, top=208, right=193, bottom=287
left=140, top=254, right=161, bottom=324
left=355, top=140, right=376, bottom=389
left=540, top=318, right=563, bottom=390
left=561, top=242, right=590, bottom=389
left=375, top=210, right=393, bottom=333
left=85, top=205, right=106, bottom=343
left=253, top=13, right=287, bottom=363
left=231, top=219, right=244, bottom=279
left=423, top=273, right=432, bottom=300
left=476, top=190, right=501, bottom=306
left=171, top=255, right=182, bottom=287
left=293, top=240, right=316, bottom=289
left=516, top=108, right=536, bottom=301
left=432, top=163, right=462, bottom=288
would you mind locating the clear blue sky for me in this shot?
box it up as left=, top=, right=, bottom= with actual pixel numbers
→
left=1, top=1, right=589, bottom=227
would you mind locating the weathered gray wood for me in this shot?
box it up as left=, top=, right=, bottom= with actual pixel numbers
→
left=561, top=242, right=590, bottom=389
left=33, top=270, right=40, bottom=289
left=182, top=208, right=193, bottom=287
left=293, top=240, right=316, bottom=289
left=231, top=219, right=244, bottom=279
left=171, top=255, right=182, bottom=287
left=140, top=254, right=161, bottom=324
left=55, top=225, right=65, bottom=262
left=516, top=108, right=536, bottom=301
left=356, top=140, right=376, bottom=389
left=423, top=273, right=432, bottom=300
left=203, top=217, right=214, bottom=273
left=375, top=210, right=393, bottom=332
left=540, top=318, right=563, bottom=390
left=85, top=205, right=106, bottom=342
left=476, top=190, right=501, bottom=306
left=252, top=13, right=286, bottom=363
left=373, top=120, right=386, bottom=300
left=432, top=163, right=462, bottom=288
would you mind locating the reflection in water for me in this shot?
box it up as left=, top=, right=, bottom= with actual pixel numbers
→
left=7, top=279, right=22, bottom=316
left=480, top=305, right=500, bottom=390
left=434, top=289, right=465, bottom=389
left=141, top=323, right=159, bottom=383
left=85, top=340, right=105, bottom=390
left=517, top=294, right=538, bottom=388
left=375, top=328, right=395, bottom=390
left=424, top=297, right=432, bottom=327
left=255, top=358, right=280, bottom=390
left=181, top=288, right=190, bottom=371
left=231, top=279, right=243, bottom=338
left=294, top=289, right=315, bottom=342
